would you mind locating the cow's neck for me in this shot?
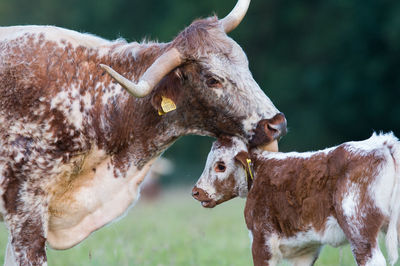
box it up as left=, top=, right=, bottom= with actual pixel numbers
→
left=127, top=98, right=185, bottom=167
left=94, top=42, right=195, bottom=171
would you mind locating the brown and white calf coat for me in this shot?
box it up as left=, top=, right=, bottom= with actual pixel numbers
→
left=193, top=134, right=400, bottom=266
left=0, top=0, right=288, bottom=264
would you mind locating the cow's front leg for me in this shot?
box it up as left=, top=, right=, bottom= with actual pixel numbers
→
left=6, top=214, right=47, bottom=266
left=3, top=186, right=48, bottom=266
left=5, top=238, right=17, bottom=266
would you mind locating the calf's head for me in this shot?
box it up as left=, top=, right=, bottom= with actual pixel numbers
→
left=101, top=0, right=287, bottom=147
left=192, top=136, right=253, bottom=208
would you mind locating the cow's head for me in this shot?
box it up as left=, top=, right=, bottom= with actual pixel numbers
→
left=101, top=0, right=287, bottom=146
left=192, top=136, right=251, bottom=208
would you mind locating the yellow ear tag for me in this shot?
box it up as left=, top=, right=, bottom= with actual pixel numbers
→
left=246, top=159, right=254, bottom=180
left=161, top=96, right=176, bottom=114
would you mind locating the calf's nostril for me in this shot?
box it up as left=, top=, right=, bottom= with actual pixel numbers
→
left=192, top=190, right=199, bottom=197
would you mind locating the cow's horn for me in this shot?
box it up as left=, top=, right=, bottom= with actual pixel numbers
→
left=220, top=0, right=251, bottom=33
left=100, top=48, right=182, bottom=98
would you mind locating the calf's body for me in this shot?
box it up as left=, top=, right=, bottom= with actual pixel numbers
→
left=193, top=134, right=400, bottom=266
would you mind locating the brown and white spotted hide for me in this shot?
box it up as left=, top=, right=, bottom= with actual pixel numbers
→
left=0, top=4, right=287, bottom=265
left=193, top=133, right=400, bottom=266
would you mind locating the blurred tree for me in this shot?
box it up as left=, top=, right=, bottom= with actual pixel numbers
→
left=1, top=0, right=399, bottom=185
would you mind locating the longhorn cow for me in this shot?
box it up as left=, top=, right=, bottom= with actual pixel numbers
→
left=0, top=0, right=286, bottom=264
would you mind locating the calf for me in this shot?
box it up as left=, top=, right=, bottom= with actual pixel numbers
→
left=192, top=133, right=400, bottom=266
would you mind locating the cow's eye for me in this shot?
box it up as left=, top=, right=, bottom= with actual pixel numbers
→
left=206, top=77, right=222, bottom=88
left=215, top=162, right=226, bottom=172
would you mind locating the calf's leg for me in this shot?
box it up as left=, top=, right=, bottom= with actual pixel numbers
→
left=336, top=203, right=385, bottom=265
left=251, top=232, right=281, bottom=266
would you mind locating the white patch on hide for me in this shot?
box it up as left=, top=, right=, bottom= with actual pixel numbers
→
left=0, top=25, right=112, bottom=50
left=319, top=216, right=347, bottom=247
left=368, top=153, right=394, bottom=217
left=365, top=247, right=386, bottom=266
left=47, top=149, right=157, bottom=250
left=266, top=234, right=283, bottom=265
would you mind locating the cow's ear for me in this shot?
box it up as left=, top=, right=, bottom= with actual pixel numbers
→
left=234, top=151, right=250, bottom=169
left=151, top=69, right=183, bottom=116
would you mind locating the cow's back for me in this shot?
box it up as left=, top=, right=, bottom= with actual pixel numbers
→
left=0, top=25, right=111, bottom=48
left=0, top=26, right=117, bottom=136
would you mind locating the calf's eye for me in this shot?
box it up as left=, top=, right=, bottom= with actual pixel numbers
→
left=215, top=162, right=226, bottom=172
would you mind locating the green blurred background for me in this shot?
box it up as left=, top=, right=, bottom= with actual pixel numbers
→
left=1, top=0, right=399, bottom=185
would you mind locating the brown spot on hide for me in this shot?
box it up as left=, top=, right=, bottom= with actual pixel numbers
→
left=21, top=218, right=47, bottom=262
left=9, top=216, right=47, bottom=264
left=213, top=172, right=238, bottom=204
left=250, top=231, right=277, bottom=266
left=173, top=17, right=232, bottom=59
left=214, top=135, right=234, bottom=149
left=3, top=166, right=21, bottom=214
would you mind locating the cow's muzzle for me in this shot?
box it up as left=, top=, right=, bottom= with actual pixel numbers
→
left=250, top=113, right=287, bottom=148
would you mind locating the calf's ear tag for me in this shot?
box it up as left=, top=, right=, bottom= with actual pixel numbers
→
left=161, top=96, right=176, bottom=114
left=246, top=159, right=254, bottom=180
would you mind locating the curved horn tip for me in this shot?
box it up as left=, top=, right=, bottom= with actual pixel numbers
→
left=99, top=48, right=183, bottom=98
left=99, top=63, right=108, bottom=70
left=99, top=64, right=151, bottom=98
left=221, top=0, right=251, bottom=33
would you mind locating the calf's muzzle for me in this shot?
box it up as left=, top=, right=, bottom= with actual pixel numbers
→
left=192, top=186, right=216, bottom=208
left=191, top=186, right=207, bottom=200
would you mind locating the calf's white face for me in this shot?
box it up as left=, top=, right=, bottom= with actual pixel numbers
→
left=192, top=136, right=250, bottom=208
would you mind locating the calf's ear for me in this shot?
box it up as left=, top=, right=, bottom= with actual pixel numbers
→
left=151, top=69, right=183, bottom=115
left=235, top=151, right=255, bottom=190
left=234, top=151, right=250, bottom=169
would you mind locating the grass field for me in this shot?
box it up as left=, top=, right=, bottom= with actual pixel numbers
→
left=0, top=188, right=397, bottom=265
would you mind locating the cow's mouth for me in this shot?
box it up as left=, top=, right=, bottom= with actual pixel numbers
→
left=260, top=139, right=279, bottom=152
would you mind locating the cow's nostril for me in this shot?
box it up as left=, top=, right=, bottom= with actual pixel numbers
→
left=267, top=123, right=278, bottom=132
left=266, top=113, right=287, bottom=139
left=192, top=189, right=200, bottom=197
left=267, top=121, right=287, bottom=136
left=250, top=113, right=287, bottom=148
